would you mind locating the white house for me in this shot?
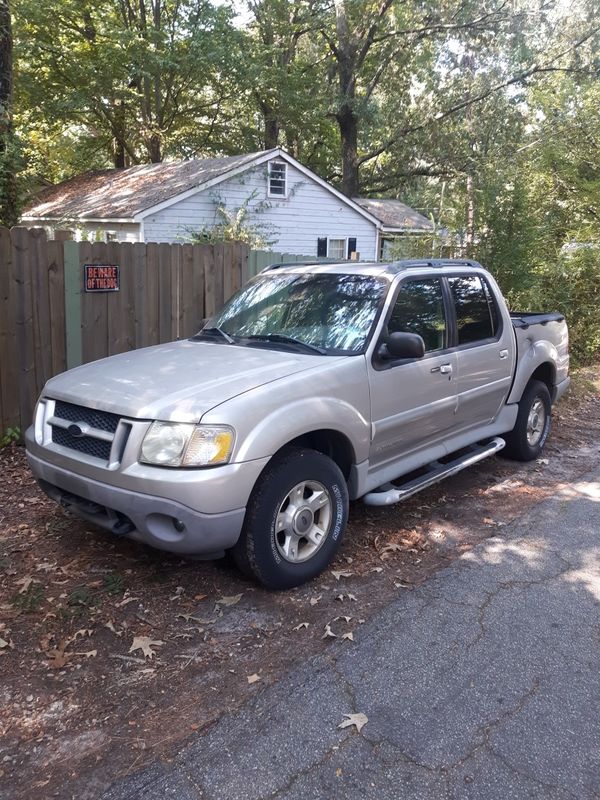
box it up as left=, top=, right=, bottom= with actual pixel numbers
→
left=22, top=149, right=434, bottom=260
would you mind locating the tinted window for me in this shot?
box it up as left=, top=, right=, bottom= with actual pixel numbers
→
left=449, top=276, right=497, bottom=345
left=388, top=279, right=446, bottom=352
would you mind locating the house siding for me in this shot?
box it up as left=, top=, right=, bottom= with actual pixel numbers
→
left=142, top=162, right=378, bottom=260
left=21, top=220, right=141, bottom=243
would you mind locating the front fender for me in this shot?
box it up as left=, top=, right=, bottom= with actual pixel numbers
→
left=200, top=357, right=372, bottom=464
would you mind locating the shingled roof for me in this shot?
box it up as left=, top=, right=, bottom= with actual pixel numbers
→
left=354, top=198, right=434, bottom=232
left=23, top=151, right=273, bottom=221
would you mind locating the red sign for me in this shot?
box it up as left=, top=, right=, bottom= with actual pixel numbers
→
left=84, top=265, right=120, bottom=292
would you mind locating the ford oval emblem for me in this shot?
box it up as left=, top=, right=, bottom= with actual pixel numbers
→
left=68, top=423, right=84, bottom=438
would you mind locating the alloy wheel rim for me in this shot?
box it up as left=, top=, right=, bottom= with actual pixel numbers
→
left=526, top=398, right=546, bottom=446
left=274, top=480, right=332, bottom=564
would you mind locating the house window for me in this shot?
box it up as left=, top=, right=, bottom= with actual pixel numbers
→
left=268, top=161, right=287, bottom=197
left=327, top=238, right=346, bottom=260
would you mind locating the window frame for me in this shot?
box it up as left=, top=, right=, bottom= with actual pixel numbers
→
left=267, top=160, right=288, bottom=198
left=326, top=237, right=347, bottom=260
left=446, top=273, right=504, bottom=350
left=372, top=273, right=454, bottom=370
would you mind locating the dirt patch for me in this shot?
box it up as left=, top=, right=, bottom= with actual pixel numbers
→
left=1, top=367, right=599, bottom=799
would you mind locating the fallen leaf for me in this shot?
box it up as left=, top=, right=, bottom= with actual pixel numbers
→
left=334, top=615, right=352, bottom=623
left=342, top=632, right=354, bottom=641
left=371, top=567, right=383, bottom=573
left=0, top=637, right=9, bottom=648
left=309, top=595, right=322, bottom=606
left=247, top=673, right=261, bottom=684
left=293, top=622, right=309, bottom=630
left=116, top=596, right=140, bottom=607
left=129, top=636, right=164, bottom=659
left=338, top=712, right=368, bottom=733
left=216, top=593, right=243, bottom=607
left=322, top=623, right=337, bottom=639
left=537, top=458, right=549, bottom=465
left=347, top=593, right=357, bottom=602
left=193, top=593, right=207, bottom=602
left=394, top=581, right=410, bottom=589
left=380, top=543, right=403, bottom=558
left=105, top=621, right=123, bottom=637
left=75, top=650, right=97, bottom=658
left=15, top=576, right=36, bottom=594
left=331, top=570, right=353, bottom=581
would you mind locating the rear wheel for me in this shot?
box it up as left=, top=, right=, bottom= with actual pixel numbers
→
left=502, top=379, right=552, bottom=461
left=232, top=447, right=349, bottom=590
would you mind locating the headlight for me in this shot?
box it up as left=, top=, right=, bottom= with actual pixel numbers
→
left=140, top=422, right=235, bottom=467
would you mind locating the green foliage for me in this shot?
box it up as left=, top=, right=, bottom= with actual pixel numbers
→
left=186, top=190, right=277, bottom=249
left=0, top=426, right=20, bottom=447
left=12, top=583, right=44, bottom=612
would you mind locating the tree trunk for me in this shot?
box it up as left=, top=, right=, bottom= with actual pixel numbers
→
left=264, top=113, right=279, bottom=149
left=147, top=133, right=162, bottom=163
left=0, top=0, right=17, bottom=227
left=465, top=174, right=475, bottom=253
left=337, top=106, right=359, bottom=196
left=113, top=100, right=127, bottom=168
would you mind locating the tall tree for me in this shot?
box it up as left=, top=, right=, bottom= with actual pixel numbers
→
left=0, top=0, right=17, bottom=225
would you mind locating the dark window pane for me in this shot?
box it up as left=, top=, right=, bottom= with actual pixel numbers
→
left=449, top=276, right=495, bottom=344
left=388, top=279, right=446, bottom=352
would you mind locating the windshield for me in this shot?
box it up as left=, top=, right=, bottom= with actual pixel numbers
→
left=206, top=272, right=387, bottom=354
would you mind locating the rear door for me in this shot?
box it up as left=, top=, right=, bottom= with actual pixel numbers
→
left=368, top=277, right=458, bottom=470
left=447, top=274, right=515, bottom=431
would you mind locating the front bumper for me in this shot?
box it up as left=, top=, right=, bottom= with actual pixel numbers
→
left=26, top=432, right=269, bottom=556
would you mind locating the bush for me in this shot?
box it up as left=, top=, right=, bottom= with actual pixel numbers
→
left=525, top=248, right=600, bottom=365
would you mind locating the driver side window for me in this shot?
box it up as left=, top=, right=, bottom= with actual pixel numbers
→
left=388, top=278, right=447, bottom=352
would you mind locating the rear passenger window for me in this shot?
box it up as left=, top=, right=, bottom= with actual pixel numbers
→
left=388, top=279, right=446, bottom=352
left=449, top=276, right=498, bottom=345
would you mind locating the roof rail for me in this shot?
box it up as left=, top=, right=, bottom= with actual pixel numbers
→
left=389, top=258, right=483, bottom=269
left=260, top=260, right=337, bottom=273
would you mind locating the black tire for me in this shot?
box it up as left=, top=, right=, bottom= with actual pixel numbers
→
left=232, top=447, right=349, bottom=590
left=502, top=379, right=552, bottom=461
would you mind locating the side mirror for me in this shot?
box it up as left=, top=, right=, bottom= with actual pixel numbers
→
left=380, top=331, right=426, bottom=360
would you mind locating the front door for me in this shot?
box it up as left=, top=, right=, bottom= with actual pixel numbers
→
left=368, top=277, right=458, bottom=471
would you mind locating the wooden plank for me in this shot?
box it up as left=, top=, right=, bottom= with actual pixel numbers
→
left=180, top=244, right=194, bottom=338
left=29, top=227, right=52, bottom=390
left=191, top=244, right=205, bottom=332
left=170, top=244, right=181, bottom=341
left=240, top=243, right=250, bottom=285
left=213, top=242, right=225, bottom=312
left=107, top=241, right=135, bottom=355
left=47, top=241, right=66, bottom=376
left=133, top=242, right=147, bottom=349
left=11, top=227, right=37, bottom=431
left=203, top=244, right=216, bottom=319
left=158, top=242, right=172, bottom=343
left=145, top=243, right=160, bottom=345
left=0, top=227, right=19, bottom=431
left=81, top=241, right=109, bottom=363
left=64, top=241, right=83, bottom=369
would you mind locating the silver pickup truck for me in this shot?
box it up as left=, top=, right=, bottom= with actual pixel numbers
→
left=26, top=259, right=570, bottom=589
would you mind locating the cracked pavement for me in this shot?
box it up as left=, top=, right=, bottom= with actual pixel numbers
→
left=103, top=468, right=600, bottom=800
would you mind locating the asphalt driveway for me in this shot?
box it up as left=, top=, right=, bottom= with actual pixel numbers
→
left=103, top=466, right=600, bottom=800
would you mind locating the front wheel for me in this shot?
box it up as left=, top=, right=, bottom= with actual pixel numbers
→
left=502, top=379, right=552, bottom=461
left=232, top=447, right=349, bottom=590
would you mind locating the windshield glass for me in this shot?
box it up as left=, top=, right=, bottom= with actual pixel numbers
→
left=207, top=272, right=387, bottom=354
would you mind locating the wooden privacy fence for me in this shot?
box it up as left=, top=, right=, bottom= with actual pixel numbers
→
left=0, top=227, right=249, bottom=435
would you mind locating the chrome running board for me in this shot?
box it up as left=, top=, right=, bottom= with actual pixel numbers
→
left=362, top=437, right=506, bottom=507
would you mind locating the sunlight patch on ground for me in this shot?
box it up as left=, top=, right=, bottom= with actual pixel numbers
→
left=461, top=536, right=548, bottom=566
left=560, top=481, right=600, bottom=501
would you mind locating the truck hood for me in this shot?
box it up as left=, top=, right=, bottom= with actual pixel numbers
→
left=43, top=340, right=334, bottom=422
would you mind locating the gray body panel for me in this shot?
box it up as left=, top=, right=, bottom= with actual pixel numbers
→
left=25, top=260, right=569, bottom=557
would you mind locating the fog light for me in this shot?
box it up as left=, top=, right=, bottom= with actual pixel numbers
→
left=173, top=518, right=185, bottom=533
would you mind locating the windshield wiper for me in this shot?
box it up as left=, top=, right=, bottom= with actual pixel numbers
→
left=244, top=334, right=326, bottom=355
left=194, top=326, right=236, bottom=344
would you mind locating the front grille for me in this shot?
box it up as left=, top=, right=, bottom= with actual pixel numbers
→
left=51, top=426, right=112, bottom=461
left=54, top=401, right=120, bottom=434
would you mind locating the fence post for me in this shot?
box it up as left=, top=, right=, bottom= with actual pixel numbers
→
left=63, top=240, right=83, bottom=369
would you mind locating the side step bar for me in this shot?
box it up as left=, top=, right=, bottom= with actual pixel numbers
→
left=362, top=437, right=506, bottom=507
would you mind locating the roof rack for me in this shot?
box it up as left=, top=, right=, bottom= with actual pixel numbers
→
left=388, top=258, right=483, bottom=270
left=260, top=260, right=327, bottom=273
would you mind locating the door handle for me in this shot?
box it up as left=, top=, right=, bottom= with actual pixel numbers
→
left=499, top=349, right=509, bottom=359
left=431, top=363, right=453, bottom=375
